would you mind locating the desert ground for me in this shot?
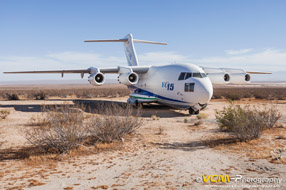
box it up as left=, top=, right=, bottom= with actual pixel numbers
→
left=0, top=84, right=286, bottom=190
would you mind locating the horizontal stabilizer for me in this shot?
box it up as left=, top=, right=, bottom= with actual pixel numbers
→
left=84, top=39, right=127, bottom=43
left=84, top=39, right=167, bottom=45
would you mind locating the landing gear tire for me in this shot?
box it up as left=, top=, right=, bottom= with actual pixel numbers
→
left=135, top=100, right=139, bottom=107
left=189, top=108, right=195, bottom=115
left=194, top=110, right=200, bottom=115
left=189, top=108, right=200, bottom=115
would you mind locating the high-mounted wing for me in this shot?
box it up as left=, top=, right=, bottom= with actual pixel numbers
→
left=201, top=67, right=271, bottom=84
left=3, top=66, right=150, bottom=77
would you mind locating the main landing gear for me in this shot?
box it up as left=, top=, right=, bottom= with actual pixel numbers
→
left=189, top=107, right=199, bottom=115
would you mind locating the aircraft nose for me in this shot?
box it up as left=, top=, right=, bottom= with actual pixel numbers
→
left=198, top=78, right=213, bottom=104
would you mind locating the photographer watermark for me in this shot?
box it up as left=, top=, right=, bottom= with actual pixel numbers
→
left=196, top=174, right=283, bottom=185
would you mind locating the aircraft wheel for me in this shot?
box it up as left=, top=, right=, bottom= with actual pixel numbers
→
left=189, top=108, right=195, bottom=115
left=194, top=110, right=200, bottom=115
left=189, top=108, right=200, bottom=115
left=135, top=100, right=139, bottom=107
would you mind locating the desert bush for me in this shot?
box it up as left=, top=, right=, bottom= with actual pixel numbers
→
left=197, top=113, right=208, bottom=120
left=212, top=87, right=286, bottom=100
left=225, top=93, right=242, bottom=101
left=25, top=103, right=143, bottom=153
left=25, top=105, right=88, bottom=154
left=216, top=104, right=281, bottom=141
left=194, top=120, right=203, bottom=126
left=87, top=104, right=143, bottom=143
left=151, top=115, right=160, bottom=120
left=6, top=93, right=19, bottom=100
left=0, top=110, right=10, bottom=119
left=33, top=92, right=46, bottom=100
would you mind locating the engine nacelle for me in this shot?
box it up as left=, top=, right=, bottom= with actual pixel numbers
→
left=207, top=72, right=230, bottom=85
left=118, top=72, right=139, bottom=85
left=88, top=72, right=105, bottom=86
left=230, top=73, right=251, bottom=84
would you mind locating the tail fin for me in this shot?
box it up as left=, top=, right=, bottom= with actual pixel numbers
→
left=84, top=33, right=167, bottom=66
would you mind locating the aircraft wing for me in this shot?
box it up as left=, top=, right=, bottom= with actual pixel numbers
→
left=3, top=66, right=150, bottom=77
left=201, top=67, right=272, bottom=74
left=246, top=71, right=272, bottom=74
left=200, top=67, right=271, bottom=84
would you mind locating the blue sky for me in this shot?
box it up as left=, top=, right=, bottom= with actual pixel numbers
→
left=1, top=0, right=286, bottom=81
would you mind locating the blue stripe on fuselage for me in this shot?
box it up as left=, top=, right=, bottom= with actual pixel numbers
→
left=128, top=86, right=188, bottom=104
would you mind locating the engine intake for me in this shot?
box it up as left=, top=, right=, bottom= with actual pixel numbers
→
left=88, top=72, right=105, bottom=86
left=118, top=72, right=139, bottom=85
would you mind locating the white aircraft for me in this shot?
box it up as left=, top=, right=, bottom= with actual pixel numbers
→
left=4, top=34, right=270, bottom=115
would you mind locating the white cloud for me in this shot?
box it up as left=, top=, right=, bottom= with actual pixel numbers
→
left=192, top=49, right=286, bottom=71
left=225, top=48, right=253, bottom=55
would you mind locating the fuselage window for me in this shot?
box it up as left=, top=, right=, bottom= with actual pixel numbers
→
left=185, top=73, right=192, bottom=80
left=178, top=72, right=186, bottom=80
left=185, top=83, right=195, bottom=92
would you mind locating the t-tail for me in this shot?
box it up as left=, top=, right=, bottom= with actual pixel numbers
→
left=84, top=33, right=167, bottom=66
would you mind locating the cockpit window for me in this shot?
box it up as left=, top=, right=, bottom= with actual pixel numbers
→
left=193, top=73, right=203, bottom=78
left=201, top=73, right=207, bottom=78
left=178, top=72, right=186, bottom=80
left=178, top=72, right=207, bottom=80
left=185, top=73, right=192, bottom=80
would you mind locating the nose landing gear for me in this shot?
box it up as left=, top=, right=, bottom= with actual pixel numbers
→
left=189, top=108, right=199, bottom=115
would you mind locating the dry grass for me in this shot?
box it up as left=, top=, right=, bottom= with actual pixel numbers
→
left=25, top=105, right=88, bottom=154
left=216, top=103, right=281, bottom=141
left=0, top=110, right=10, bottom=119
left=87, top=104, right=143, bottom=143
left=196, top=113, right=208, bottom=120
left=0, top=84, right=129, bottom=100
left=212, top=86, right=286, bottom=100
left=205, top=127, right=286, bottom=164
left=25, top=103, right=143, bottom=154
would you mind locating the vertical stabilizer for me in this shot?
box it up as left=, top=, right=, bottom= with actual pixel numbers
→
left=123, top=34, right=139, bottom=66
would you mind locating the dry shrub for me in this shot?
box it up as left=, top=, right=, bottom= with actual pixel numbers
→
left=216, top=103, right=281, bottom=141
left=0, top=110, right=10, bottom=119
left=25, top=105, right=88, bottom=154
left=6, top=93, right=19, bottom=100
left=225, top=93, right=242, bottom=101
left=87, top=104, right=143, bottom=143
left=212, top=87, right=286, bottom=100
left=0, top=84, right=129, bottom=100
left=196, top=113, right=208, bottom=120
left=33, top=92, right=46, bottom=100
left=25, top=104, right=143, bottom=154
left=194, top=120, right=203, bottom=126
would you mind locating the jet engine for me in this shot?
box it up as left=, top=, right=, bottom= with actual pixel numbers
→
left=118, top=72, right=139, bottom=85
left=229, top=73, right=251, bottom=84
left=206, top=72, right=231, bottom=84
left=88, top=72, right=105, bottom=86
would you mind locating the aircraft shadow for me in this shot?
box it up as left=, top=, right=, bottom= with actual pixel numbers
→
left=0, top=104, right=44, bottom=112
left=0, top=99, right=190, bottom=118
left=73, top=99, right=189, bottom=118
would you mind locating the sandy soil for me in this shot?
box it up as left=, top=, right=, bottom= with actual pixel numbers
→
left=0, top=97, right=286, bottom=190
